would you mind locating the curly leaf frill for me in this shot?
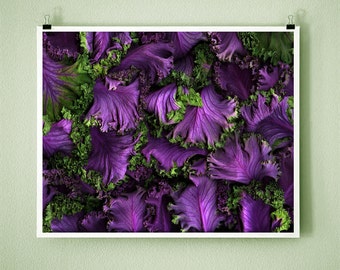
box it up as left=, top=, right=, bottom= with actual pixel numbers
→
left=241, top=95, right=279, bottom=132
left=43, top=168, right=96, bottom=210
left=43, top=175, right=58, bottom=209
left=257, top=63, right=292, bottom=94
left=44, top=32, right=80, bottom=61
left=257, top=65, right=280, bottom=91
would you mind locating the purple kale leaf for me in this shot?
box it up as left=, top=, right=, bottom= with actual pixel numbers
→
left=43, top=119, right=73, bottom=158
left=240, top=193, right=271, bottom=232
left=112, top=42, right=174, bottom=84
left=51, top=212, right=84, bottom=232
left=42, top=51, right=79, bottom=120
left=144, top=181, right=174, bottom=232
left=171, top=176, right=223, bottom=232
left=43, top=176, right=58, bottom=209
left=277, top=146, right=294, bottom=208
left=141, top=136, right=207, bottom=172
left=86, top=127, right=136, bottom=185
left=44, top=32, right=80, bottom=61
left=209, top=32, right=247, bottom=62
left=106, top=188, right=146, bottom=232
left=209, top=134, right=279, bottom=184
left=174, top=54, right=194, bottom=76
left=144, top=83, right=180, bottom=125
left=169, top=32, right=207, bottom=59
left=214, top=62, right=253, bottom=100
left=257, top=65, right=280, bottom=91
left=86, top=78, right=140, bottom=133
left=241, top=94, right=279, bottom=132
left=171, top=85, right=237, bottom=146
left=85, top=32, right=132, bottom=63
left=241, top=95, right=293, bottom=145
left=81, top=211, right=108, bottom=232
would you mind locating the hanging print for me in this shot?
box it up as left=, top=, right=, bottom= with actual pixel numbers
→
left=38, top=27, right=299, bottom=237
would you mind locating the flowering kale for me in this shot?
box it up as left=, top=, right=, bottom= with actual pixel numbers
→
left=174, top=55, right=194, bottom=76
left=190, top=158, right=208, bottom=176
left=43, top=175, right=58, bottom=209
left=42, top=31, right=295, bottom=234
left=241, top=94, right=279, bottom=132
left=42, top=51, right=78, bottom=120
left=139, top=32, right=206, bottom=60
left=85, top=32, right=110, bottom=62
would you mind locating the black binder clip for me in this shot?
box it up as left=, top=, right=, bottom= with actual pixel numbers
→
left=43, top=15, right=52, bottom=30
left=286, top=15, right=295, bottom=30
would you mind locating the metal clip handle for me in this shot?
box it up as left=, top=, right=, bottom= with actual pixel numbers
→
left=286, top=15, right=295, bottom=30
left=43, top=15, right=52, bottom=30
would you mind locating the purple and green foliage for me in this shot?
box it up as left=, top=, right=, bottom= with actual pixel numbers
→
left=42, top=31, right=294, bottom=233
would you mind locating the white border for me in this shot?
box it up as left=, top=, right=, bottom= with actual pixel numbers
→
left=37, top=26, right=300, bottom=238
left=37, top=29, right=43, bottom=236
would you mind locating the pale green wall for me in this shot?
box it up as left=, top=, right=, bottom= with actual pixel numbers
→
left=1, top=0, right=339, bottom=269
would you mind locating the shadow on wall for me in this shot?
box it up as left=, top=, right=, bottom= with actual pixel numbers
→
left=52, top=6, right=63, bottom=25
left=295, top=9, right=313, bottom=236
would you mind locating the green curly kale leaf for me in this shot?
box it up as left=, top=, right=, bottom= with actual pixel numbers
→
left=238, top=32, right=294, bottom=65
